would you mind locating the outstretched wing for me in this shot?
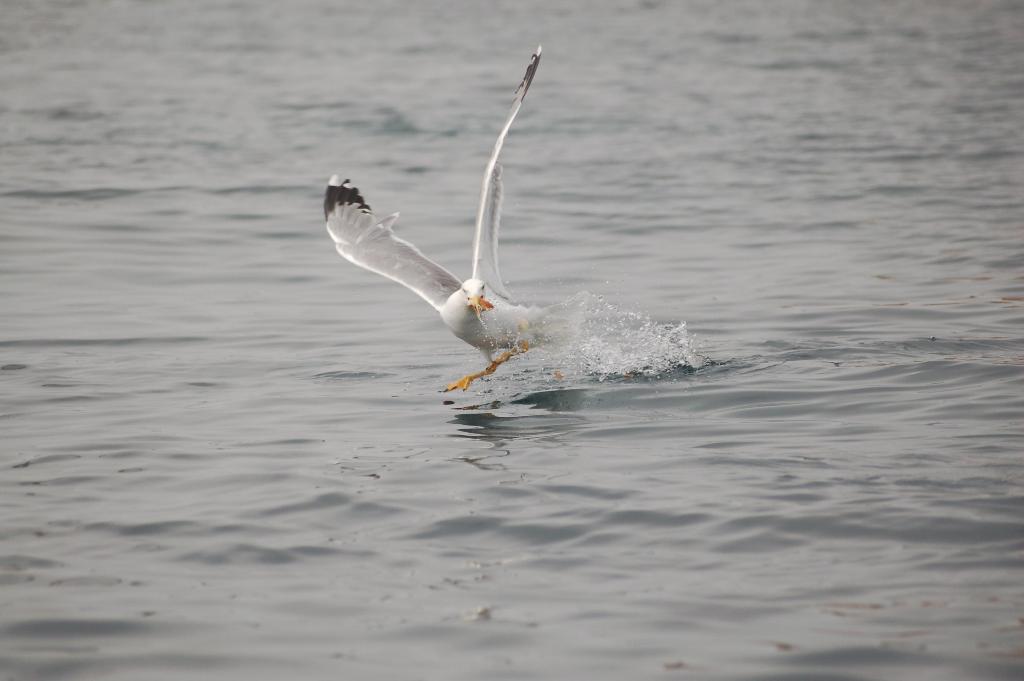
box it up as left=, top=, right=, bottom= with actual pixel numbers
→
left=324, top=176, right=461, bottom=311
left=476, top=162, right=513, bottom=301
left=470, top=45, right=542, bottom=298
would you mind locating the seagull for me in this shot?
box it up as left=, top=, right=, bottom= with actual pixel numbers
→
left=324, top=46, right=550, bottom=392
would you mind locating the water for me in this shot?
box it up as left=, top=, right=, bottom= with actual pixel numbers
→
left=2, top=1, right=1023, bottom=679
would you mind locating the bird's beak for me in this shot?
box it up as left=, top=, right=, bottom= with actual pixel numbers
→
left=468, top=295, right=494, bottom=317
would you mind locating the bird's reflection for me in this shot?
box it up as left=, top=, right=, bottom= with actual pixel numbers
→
left=511, top=388, right=592, bottom=411
left=447, top=388, right=592, bottom=454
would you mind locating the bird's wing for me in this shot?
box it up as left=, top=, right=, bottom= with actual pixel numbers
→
left=324, top=176, right=461, bottom=311
left=476, top=161, right=513, bottom=300
left=470, top=45, right=541, bottom=301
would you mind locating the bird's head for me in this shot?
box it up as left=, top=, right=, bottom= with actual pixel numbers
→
left=461, top=278, right=494, bottom=317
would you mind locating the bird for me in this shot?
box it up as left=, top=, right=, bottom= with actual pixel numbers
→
left=324, top=46, right=552, bottom=392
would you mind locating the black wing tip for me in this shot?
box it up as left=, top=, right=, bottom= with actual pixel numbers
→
left=324, top=176, right=372, bottom=220
left=515, top=46, right=542, bottom=101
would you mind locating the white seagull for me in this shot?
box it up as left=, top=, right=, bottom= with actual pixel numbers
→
left=324, top=46, right=550, bottom=392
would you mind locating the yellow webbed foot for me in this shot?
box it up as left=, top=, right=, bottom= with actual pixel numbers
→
left=443, top=341, right=530, bottom=392
left=445, top=374, right=476, bottom=392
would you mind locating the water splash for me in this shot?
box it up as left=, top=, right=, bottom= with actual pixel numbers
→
left=538, top=292, right=704, bottom=380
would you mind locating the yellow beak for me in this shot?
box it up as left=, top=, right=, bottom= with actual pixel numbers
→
left=468, top=295, right=494, bottom=317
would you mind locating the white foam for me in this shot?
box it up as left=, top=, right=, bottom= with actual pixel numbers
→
left=542, top=292, right=704, bottom=379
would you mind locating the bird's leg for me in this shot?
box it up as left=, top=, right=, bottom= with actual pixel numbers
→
left=444, top=341, right=529, bottom=392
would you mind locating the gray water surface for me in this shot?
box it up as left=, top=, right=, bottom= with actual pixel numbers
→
left=3, top=1, right=1024, bottom=679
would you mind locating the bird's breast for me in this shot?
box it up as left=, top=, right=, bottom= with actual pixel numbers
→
left=440, top=300, right=524, bottom=351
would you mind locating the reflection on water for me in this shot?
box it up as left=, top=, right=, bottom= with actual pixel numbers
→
left=511, top=387, right=593, bottom=411
left=449, top=403, right=588, bottom=448
left=447, top=388, right=596, bottom=453
left=446, top=364, right=738, bottom=448
left=450, top=448, right=511, bottom=471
